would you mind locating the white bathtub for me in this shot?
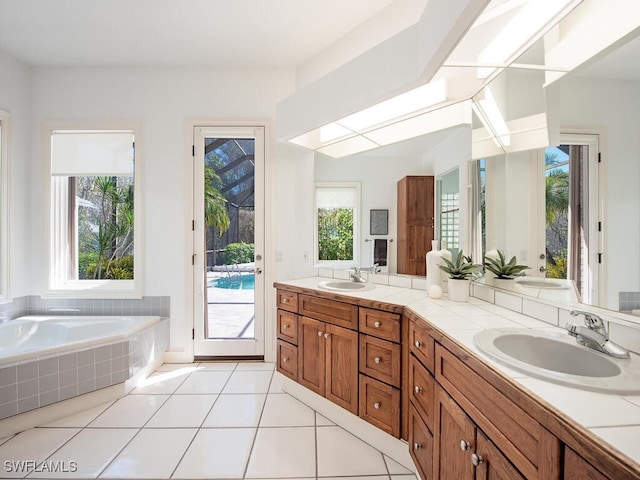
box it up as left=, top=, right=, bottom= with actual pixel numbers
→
left=0, top=315, right=160, bottom=364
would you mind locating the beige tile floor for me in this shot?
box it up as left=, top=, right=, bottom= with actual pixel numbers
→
left=0, top=362, right=417, bottom=480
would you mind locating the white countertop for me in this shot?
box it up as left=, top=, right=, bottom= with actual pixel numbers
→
left=277, top=276, right=640, bottom=468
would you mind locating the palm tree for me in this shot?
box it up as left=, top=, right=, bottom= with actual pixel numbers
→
left=544, top=149, right=569, bottom=272
left=204, top=164, right=230, bottom=233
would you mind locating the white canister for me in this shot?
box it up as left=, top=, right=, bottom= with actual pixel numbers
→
left=426, top=240, right=441, bottom=291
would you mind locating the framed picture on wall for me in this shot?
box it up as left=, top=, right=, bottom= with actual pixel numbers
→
left=370, top=209, right=389, bottom=235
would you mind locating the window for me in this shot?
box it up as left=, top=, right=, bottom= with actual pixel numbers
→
left=314, top=182, right=360, bottom=267
left=0, top=111, right=10, bottom=301
left=48, top=128, right=141, bottom=296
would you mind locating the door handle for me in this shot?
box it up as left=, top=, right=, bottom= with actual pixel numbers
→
left=255, top=268, right=263, bottom=274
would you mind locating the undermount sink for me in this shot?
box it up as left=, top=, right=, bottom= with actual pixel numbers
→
left=515, top=278, right=569, bottom=289
left=474, top=328, right=640, bottom=394
left=318, top=280, right=375, bottom=292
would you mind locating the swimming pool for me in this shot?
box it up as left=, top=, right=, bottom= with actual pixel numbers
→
left=209, top=273, right=255, bottom=290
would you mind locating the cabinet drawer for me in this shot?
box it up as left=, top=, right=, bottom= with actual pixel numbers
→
left=277, top=340, right=298, bottom=381
left=409, top=404, right=434, bottom=480
left=435, top=344, right=560, bottom=480
left=299, top=294, right=358, bottom=330
left=359, top=375, right=400, bottom=438
left=359, top=334, right=401, bottom=387
left=410, top=319, right=435, bottom=374
left=359, top=308, right=401, bottom=342
left=277, top=289, right=298, bottom=312
left=277, top=309, right=298, bottom=345
left=409, top=355, right=435, bottom=432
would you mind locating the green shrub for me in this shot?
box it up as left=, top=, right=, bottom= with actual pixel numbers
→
left=318, top=208, right=353, bottom=261
left=222, top=243, right=255, bottom=264
left=85, top=255, right=134, bottom=280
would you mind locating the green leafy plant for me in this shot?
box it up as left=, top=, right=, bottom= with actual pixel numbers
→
left=439, top=251, right=482, bottom=280
left=484, top=250, right=529, bottom=279
left=222, top=242, right=255, bottom=265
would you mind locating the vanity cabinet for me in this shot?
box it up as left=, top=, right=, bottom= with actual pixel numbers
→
left=564, top=447, right=610, bottom=480
left=407, top=314, right=561, bottom=480
left=299, top=316, right=359, bottom=414
left=397, top=175, right=434, bottom=276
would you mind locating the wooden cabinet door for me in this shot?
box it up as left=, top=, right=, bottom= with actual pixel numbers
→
left=325, top=323, right=359, bottom=415
left=435, top=386, right=475, bottom=480
left=475, top=431, right=526, bottom=480
left=298, top=316, right=325, bottom=396
left=409, top=404, right=434, bottom=480
left=564, top=447, right=610, bottom=480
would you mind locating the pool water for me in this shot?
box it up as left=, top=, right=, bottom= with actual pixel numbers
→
left=209, top=274, right=255, bottom=290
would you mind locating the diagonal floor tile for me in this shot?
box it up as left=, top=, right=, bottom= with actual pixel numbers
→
left=0, top=428, right=79, bottom=479
left=384, top=455, right=415, bottom=475
left=28, top=428, right=137, bottom=478
left=202, top=394, right=266, bottom=428
left=89, top=395, right=168, bottom=428
left=245, top=427, right=316, bottom=478
left=173, top=428, right=256, bottom=479
left=317, top=426, right=388, bottom=477
left=42, top=401, right=114, bottom=428
left=260, top=393, right=315, bottom=427
left=222, top=371, right=272, bottom=394
left=130, top=371, right=190, bottom=395
left=174, top=371, right=233, bottom=394
left=145, top=394, right=216, bottom=428
left=100, top=428, right=196, bottom=479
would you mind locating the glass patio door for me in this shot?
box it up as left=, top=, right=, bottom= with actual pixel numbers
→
left=193, top=126, right=265, bottom=358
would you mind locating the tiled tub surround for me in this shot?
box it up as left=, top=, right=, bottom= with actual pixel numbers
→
left=277, top=276, right=640, bottom=476
left=0, top=295, right=170, bottom=322
left=0, top=316, right=169, bottom=426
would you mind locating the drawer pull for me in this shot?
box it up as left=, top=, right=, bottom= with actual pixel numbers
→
left=318, top=331, right=323, bottom=337
left=413, top=442, right=422, bottom=451
left=460, top=440, right=471, bottom=451
left=414, top=385, right=422, bottom=394
left=282, top=298, right=290, bottom=304
left=374, top=402, right=381, bottom=410
left=282, top=324, right=289, bottom=330
left=374, top=357, right=382, bottom=364
left=324, top=333, right=331, bottom=339
left=471, top=453, right=484, bottom=467
left=282, top=357, right=289, bottom=363
left=415, top=340, right=423, bottom=348
left=374, top=321, right=381, bottom=328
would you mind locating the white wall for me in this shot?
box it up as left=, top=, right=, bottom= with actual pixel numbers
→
left=28, top=65, right=297, bottom=360
left=0, top=50, right=32, bottom=298
left=547, top=76, right=640, bottom=309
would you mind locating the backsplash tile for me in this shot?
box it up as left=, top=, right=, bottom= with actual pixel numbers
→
left=494, top=291, right=522, bottom=313
left=609, top=322, right=640, bottom=355
left=0, top=295, right=170, bottom=321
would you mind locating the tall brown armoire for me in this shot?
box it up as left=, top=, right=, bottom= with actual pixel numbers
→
left=397, top=175, right=434, bottom=276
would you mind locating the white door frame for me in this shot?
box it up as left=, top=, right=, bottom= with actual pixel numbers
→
left=536, top=133, right=601, bottom=304
left=192, top=125, right=265, bottom=358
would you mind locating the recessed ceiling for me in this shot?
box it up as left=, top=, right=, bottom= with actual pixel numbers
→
left=0, top=0, right=397, bottom=67
left=572, top=32, right=640, bottom=81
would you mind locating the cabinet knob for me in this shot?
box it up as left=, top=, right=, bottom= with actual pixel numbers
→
left=414, top=385, right=422, bottom=394
left=415, top=340, right=423, bottom=348
left=460, top=440, right=471, bottom=451
left=471, top=453, right=484, bottom=466
left=374, top=402, right=381, bottom=410
left=413, top=442, right=422, bottom=451
left=374, top=357, right=382, bottom=364
left=282, top=324, right=289, bottom=330
left=318, top=331, right=323, bottom=337
left=283, top=357, right=289, bottom=363
left=282, top=298, right=289, bottom=304
left=374, top=321, right=381, bottom=328
left=324, top=333, right=330, bottom=339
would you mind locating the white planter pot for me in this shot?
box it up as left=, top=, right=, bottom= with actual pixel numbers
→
left=492, top=278, right=515, bottom=289
left=447, top=278, right=470, bottom=302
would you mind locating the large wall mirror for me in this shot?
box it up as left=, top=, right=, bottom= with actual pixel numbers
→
left=0, top=110, right=9, bottom=301
left=471, top=26, right=640, bottom=319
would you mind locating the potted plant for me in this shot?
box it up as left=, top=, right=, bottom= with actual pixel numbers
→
left=484, top=250, right=529, bottom=286
left=439, top=251, right=482, bottom=302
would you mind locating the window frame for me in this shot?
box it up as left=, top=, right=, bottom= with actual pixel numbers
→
left=0, top=110, right=11, bottom=302
left=313, top=181, right=361, bottom=269
left=45, top=122, right=143, bottom=298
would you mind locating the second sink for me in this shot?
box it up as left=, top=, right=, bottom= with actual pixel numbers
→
left=318, top=280, right=375, bottom=292
left=474, top=328, right=640, bottom=394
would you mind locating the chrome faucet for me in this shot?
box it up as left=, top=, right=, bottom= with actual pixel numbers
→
left=349, top=267, right=367, bottom=283
left=565, top=310, right=630, bottom=359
